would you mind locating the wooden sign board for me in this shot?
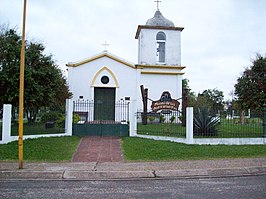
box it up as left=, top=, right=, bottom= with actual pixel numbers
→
left=151, top=91, right=180, bottom=113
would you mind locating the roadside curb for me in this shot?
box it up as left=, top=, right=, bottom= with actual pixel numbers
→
left=0, top=171, right=64, bottom=180
left=63, top=170, right=155, bottom=180
left=1, top=166, right=266, bottom=180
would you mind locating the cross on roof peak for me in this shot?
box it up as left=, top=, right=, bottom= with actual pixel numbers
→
left=154, top=0, right=162, bottom=10
left=102, top=41, right=110, bottom=52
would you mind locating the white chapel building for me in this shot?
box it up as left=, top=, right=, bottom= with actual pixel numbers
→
left=66, top=8, right=185, bottom=123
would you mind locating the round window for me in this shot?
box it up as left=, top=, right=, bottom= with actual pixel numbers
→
left=101, top=76, right=109, bottom=84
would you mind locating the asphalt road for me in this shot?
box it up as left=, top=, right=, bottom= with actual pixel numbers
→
left=0, top=175, right=266, bottom=199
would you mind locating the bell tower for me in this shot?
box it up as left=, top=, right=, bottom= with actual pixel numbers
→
left=135, top=9, right=184, bottom=66
left=134, top=5, right=186, bottom=111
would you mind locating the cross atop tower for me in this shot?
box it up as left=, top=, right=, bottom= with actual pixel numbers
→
left=154, top=0, right=162, bottom=10
left=102, top=41, right=110, bottom=52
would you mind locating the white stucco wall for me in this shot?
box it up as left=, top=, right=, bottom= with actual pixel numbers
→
left=68, top=56, right=137, bottom=102
left=138, top=29, right=181, bottom=65
left=68, top=47, right=183, bottom=114
left=137, top=73, right=182, bottom=111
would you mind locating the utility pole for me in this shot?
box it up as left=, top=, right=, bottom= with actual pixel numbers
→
left=18, top=0, right=27, bottom=169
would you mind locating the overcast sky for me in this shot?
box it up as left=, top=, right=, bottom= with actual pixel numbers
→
left=1, top=0, right=266, bottom=100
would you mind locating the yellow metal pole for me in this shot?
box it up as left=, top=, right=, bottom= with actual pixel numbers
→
left=18, top=0, right=27, bottom=169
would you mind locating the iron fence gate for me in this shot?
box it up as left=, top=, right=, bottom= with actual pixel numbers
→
left=72, top=100, right=129, bottom=136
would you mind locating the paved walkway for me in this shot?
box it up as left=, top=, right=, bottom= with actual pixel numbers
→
left=0, top=158, right=266, bottom=180
left=72, top=136, right=123, bottom=162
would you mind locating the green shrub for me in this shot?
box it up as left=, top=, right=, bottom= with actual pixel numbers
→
left=160, top=115, right=166, bottom=123
left=72, top=114, right=80, bottom=124
left=148, top=116, right=155, bottom=123
left=193, top=107, right=220, bottom=136
left=40, top=112, right=63, bottom=123
left=170, top=116, right=175, bottom=123
left=55, top=114, right=65, bottom=128
left=55, top=113, right=80, bottom=128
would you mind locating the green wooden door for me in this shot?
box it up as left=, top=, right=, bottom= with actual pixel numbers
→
left=94, top=88, right=115, bottom=121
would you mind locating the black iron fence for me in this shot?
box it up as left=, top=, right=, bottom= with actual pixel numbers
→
left=193, top=115, right=263, bottom=138
left=6, top=106, right=65, bottom=137
left=137, top=107, right=265, bottom=139
left=193, top=107, right=264, bottom=138
left=73, top=100, right=130, bottom=123
left=137, top=111, right=186, bottom=137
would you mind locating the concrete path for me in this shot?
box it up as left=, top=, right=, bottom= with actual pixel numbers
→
left=0, top=158, right=265, bottom=180
left=72, top=136, right=123, bottom=162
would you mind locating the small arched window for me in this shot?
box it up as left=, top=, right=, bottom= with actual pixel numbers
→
left=156, top=32, right=166, bottom=63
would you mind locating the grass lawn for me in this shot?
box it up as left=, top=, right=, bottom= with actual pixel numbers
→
left=1, top=136, right=265, bottom=162
left=0, top=136, right=80, bottom=161
left=138, top=123, right=186, bottom=137
left=122, top=137, right=266, bottom=161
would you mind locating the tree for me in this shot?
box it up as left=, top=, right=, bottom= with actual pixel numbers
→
left=182, top=78, right=196, bottom=105
left=182, top=79, right=224, bottom=114
left=201, top=88, right=224, bottom=114
left=182, top=78, right=197, bottom=126
left=0, top=26, right=70, bottom=122
left=0, top=26, right=21, bottom=107
left=189, top=89, right=224, bottom=115
left=234, top=54, right=266, bottom=111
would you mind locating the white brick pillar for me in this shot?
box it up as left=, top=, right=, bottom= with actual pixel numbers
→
left=186, top=107, right=194, bottom=144
left=129, top=99, right=137, bottom=137
left=2, top=104, right=12, bottom=144
left=65, top=99, right=73, bottom=136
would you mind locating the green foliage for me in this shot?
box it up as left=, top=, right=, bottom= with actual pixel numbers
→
left=55, top=113, right=80, bottom=128
left=193, top=107, right=220, bottom=136
left=182, top=78, right=189, bottom=90
left=72, top=114, right=80, bottom=124
left=178, top=115, right=183, bottom=122
left=55, top=114, right=66, bottom=128
left=182, top=79, right=224, bottom=114
left=234, top=54, right=266, bottom=110
left=188, top=89, right=224, bottom=115
left=202, top=89, right=224, bottom=113
left=0, top=26, right=70, bottom=122
left=0, top=27, right=21, bottom=106
left=160, top=115, right=166, bottom=123
left=170, top=116, right=175, bottom=123
left=182, top=78, right=196, bottom=105
left=148, top=116, right=155, bottom=123
left=40, top=111, right=63, bottom=123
